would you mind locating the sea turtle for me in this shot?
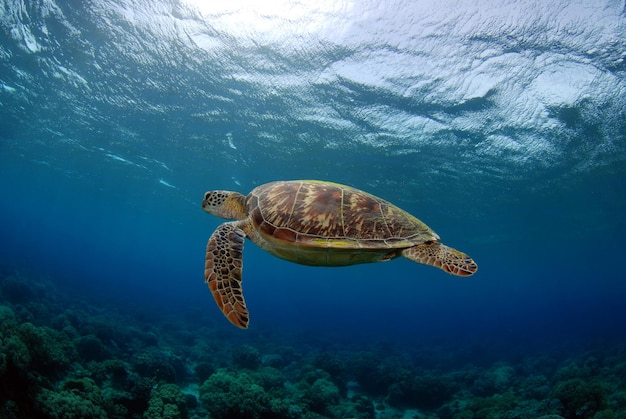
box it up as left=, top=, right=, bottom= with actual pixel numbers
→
left=202, top=180, right=477, bottom=328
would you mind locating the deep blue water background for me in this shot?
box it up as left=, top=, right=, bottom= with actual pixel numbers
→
left=1, top=0, right=626, bottom=360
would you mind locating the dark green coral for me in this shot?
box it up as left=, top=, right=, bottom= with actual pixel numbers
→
left=199, top=369, right=270, bottom=419
left=553, top=378, right=606, bottom=419
left=144, top=383, right=188, bottom=419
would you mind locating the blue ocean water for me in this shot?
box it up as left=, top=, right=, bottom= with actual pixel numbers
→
left=1, top=0, right=626, bottom=417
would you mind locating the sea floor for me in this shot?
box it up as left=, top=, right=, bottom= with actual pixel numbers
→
left=1, top=265, right=625, bottom=418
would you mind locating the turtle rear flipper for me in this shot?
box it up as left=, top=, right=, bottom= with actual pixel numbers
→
left=205, top=222, right=249, bottom=328
left=402, top=242, right=477, bottom=276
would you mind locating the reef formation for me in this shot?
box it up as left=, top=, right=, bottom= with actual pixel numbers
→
left=1, top=267, right=625, bottom=418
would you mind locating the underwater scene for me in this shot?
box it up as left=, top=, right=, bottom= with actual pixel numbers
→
left=1, top=0, right=626, bottom=418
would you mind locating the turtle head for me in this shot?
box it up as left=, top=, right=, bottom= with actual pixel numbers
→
left=202, top=190, right=248, bottom=220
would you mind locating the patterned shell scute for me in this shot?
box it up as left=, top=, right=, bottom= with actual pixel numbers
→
left=247, top=181, right=437, bottom=248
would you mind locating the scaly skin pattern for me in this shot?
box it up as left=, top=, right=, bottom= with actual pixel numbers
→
left=402, top=242, right=478, bottom=277
left=204, top=222, right=249, bottom=328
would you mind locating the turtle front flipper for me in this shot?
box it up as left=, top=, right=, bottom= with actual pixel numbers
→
left=402, top=242, right=478, bottom=276
left=205, top=222, right=249, bottom=328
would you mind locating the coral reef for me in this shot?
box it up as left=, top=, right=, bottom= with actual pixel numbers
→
left=552, top=378, right=606, bottom=419
left=199, top=369, right=271, bottom=418
left=232, top=344, right=262, bottom=370
left=1, top=270, right=626, bottom=419
left=144, top=383, right=188, bottom=419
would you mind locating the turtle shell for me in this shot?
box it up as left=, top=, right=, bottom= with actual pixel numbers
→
left=246, top=180, right=438, bottom=252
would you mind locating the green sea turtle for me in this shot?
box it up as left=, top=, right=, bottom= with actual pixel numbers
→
left=202, top=180, right=477, bottom=328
